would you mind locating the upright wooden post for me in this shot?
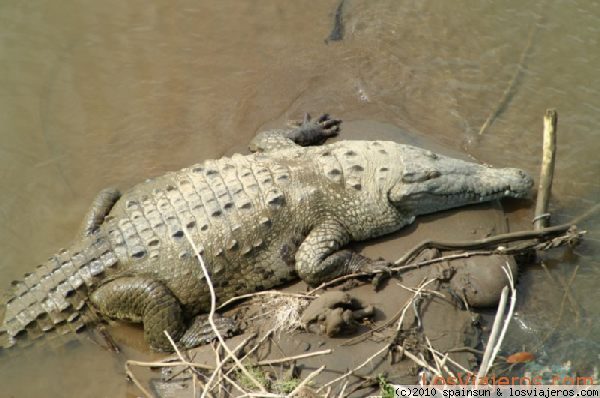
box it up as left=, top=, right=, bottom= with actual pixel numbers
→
left=534, top=109, right=557, bottom=230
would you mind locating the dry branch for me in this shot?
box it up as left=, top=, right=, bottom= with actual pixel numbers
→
left=307, top=209, right=594, bottom=296
left=256, top=349, right=333, bottom=366
left=476, top=264, right=517, bottom=384
left=290, top=365, right=325, bottom=396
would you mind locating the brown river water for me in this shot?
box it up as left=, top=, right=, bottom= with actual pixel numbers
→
left=0, top=1, right=598, bottom=396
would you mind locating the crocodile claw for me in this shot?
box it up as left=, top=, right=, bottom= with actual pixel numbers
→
left=286, top=113, right=341, bottom=146
left=178, top=314, right=238, bottom=349
left=367, top=260, right=393, bottom=291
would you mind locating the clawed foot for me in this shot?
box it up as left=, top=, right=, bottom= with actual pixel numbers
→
left=285, top=113, right=341, bottom=146
left=364, top=259, right=393, bottom=290
left=178, top=314, right=238, bottom=349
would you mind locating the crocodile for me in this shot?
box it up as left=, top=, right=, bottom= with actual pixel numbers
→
left=0, top=114, right=533, bottom=351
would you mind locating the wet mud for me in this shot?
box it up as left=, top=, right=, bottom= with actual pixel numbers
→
left=1, top=1, right=598, bottom=396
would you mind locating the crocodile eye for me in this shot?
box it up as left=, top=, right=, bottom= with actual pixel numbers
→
left=425, top=151, right=438, bottom=160
left=427, top=170, right=441, bottom=179
left=402, top=170, right=441, bottom=183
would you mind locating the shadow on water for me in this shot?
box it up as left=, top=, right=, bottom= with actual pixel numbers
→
left=0, top=0, right=598, bottom=396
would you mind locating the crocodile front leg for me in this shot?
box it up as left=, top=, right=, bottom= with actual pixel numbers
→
left=249, top=113, right=341, bottom=153
left=295, top=220, right=389, bottom=286
left=90, top=276, right=185, bottom=351
left=78, top=187, right=121, bottom=238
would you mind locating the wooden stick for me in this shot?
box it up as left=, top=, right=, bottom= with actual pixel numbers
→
left=290, top=365, right=325, bottom=396
left=210, top=328, right=276, bottom=394
left=182, top=229, right=267, bottom=395
left=337, top=381, right=349, bottom=398
left=534, top=109, right=558, bottom=230
left=395, top=344, right=441, bottom=376
left=255, top=348, right=332, bottom=366
left=428, top=347, right=471, bottom=375
left=125, top=358, right=213, bottom=370
left=204, top=333, right=257, bottom=393
left=125, top=361, right=155, bottom=398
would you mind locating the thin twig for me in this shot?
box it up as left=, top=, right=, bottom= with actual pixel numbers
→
left=337, top=381, right=349, bottom=398
left=212, top=329, right=276, bottom=394
left=164, top=330, right=187, bottom=364
left=163, top=330, right=208, bottom=396
left=239, top=328, right=275, bottom=363
left=395, top=344, right=441, bottom=376
left=290, top=365, right=326, bottom=396
left=182, top=229, right=267, bottom=395
left=395, top=279, right=437, bottom=332
left=222, top=372, right=248, bottom=396
left=317, top=343, right=390, bottom=393
left=218, top=291, right=315, bottom=310
left=391, top=216, right=591, bottom=268
left=205, top=333, right=257, bottom=394
left=256, top=349, right=333, bottom=366
left=192, top=371, right=198, bottom=398
left=126, top=358, right=213, bottom=370
left=125, top=361, right=155, bottom=398
left=213, top=342, right=222, bottom=398
left=425, top=336, right=456, bottom=379
left=238, top=392, right=285, bottom=398
left=428, top=347, right=471, bottom=375
left=396, top=282, right=445, bottom=298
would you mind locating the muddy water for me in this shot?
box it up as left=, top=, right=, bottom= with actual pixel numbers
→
left=0, top=0, right=598, bottom=396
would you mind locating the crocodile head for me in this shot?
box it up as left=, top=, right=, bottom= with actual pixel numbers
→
left=388, top=145, right=534, bottom=216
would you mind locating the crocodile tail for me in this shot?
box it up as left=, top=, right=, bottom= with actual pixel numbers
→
left=0, top=233, right=118, bottom=349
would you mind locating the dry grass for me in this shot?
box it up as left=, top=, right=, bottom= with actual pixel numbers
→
left=269, top=296, right=310, bottom=336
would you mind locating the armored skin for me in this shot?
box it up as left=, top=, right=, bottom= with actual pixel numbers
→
left=0, top=115, right=533, bottom=351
